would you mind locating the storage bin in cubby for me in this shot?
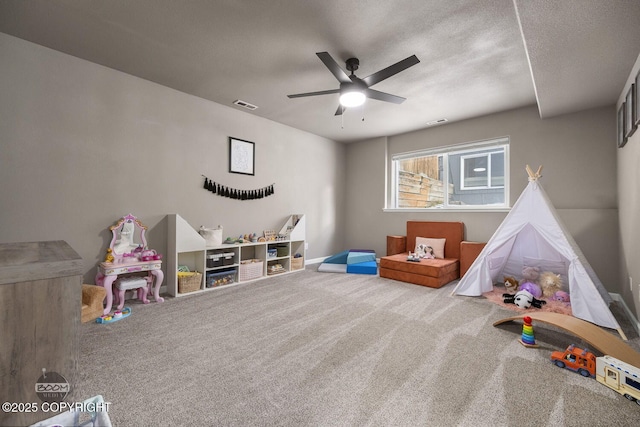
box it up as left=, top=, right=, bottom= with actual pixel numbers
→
left=207, top=254, right=222, bottom=268
left=222, top=252, right=234, bottom=265
left=207, top=251, right=235, bottom=268
left=291, top=256, right=304, bottom=271
left=267, top=261, right=286, bottom=275
left=276, top=244, right=288, bottom=257
left=178, top=272, right=202, bottom=294
left=239, top=260, right=263, bottom=281
left=206, top=268, right=236, bottom=288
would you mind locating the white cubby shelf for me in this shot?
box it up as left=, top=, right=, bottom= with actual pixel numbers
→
left=167, top=213, right=305, bottom=297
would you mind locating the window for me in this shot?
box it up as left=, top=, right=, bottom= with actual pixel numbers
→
left=626, top=375, right=640, bottom=392
left=391, top=137, right=509, bottom=210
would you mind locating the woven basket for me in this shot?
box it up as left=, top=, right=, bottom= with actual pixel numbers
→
left=291, top=256, right=304, bottom=270
left=239, top=260, right=263, bottom=281
left=178, top=272, right=202, bottom=294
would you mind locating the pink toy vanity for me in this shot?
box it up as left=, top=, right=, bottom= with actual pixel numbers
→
left=95, top=214, right=164, bottom=315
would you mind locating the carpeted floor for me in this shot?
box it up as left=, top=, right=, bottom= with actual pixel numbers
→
left=74, top=268, right=640, bottom=426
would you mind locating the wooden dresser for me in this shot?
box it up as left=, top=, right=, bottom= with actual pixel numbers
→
left=0, top=241, right=83, bottom=426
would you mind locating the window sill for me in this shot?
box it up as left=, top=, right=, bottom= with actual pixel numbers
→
left=382, top=208, right=510, bottom=213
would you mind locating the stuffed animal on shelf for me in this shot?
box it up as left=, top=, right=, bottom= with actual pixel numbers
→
left=503, top=290, right=547, bottom=309
left=538, top=271, right=563, bottom=298
left=503, top=276, right=519, bottom=293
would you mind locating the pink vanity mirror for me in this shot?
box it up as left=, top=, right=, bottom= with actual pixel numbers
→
left=109, top=213, right=147, bottom=262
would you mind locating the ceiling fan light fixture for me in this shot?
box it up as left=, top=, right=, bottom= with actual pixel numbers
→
left=339, top=90, right=366, bottom=107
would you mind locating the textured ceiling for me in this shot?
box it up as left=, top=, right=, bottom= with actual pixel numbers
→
left=0, top=0, right=638, bottom=142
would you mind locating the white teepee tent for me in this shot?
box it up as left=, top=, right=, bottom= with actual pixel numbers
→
left=453, top=166, right=623, bottom=336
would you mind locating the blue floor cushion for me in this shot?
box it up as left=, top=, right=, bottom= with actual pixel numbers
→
left=346, top=260, right=378, bottom=275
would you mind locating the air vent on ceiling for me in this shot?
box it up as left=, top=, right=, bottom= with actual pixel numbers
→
left=426, top=118, right=448, bottom=126
left=233, top=100, right=258, bottom=110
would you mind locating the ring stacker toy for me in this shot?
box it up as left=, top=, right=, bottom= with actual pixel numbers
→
left=519, top=316, right=539, bottom=348
left=96, top=307, right=132, bottom=324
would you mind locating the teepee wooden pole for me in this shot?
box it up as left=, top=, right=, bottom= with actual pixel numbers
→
left=526, top=164, right=534, bottom=178
left=617, top=327, right=629, bottom=341
left=525, top=165, right=543, bottom=180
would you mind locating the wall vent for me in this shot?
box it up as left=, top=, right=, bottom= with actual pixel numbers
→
left=426, top=118, right=448, bottom=126
left=233, top=100, right=258, bottom=110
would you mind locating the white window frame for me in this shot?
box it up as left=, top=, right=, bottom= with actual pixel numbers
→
left=460, top=150, right=505, bottom=190
left=388, top=137, right=510, bottom=211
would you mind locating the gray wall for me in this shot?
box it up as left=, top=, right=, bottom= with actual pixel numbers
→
left=0, top=31, right=633, bottom=320
left=345, top=105, right=620, bottom=297
left=617, top=52, right=640, bottom=320
left=0, top=33, right=346, bottom=283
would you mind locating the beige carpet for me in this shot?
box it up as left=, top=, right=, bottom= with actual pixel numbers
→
left=74, top=268, right=640, bottom=426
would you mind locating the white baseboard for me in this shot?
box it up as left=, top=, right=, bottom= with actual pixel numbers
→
left=609, top=292, right=640, bottom=336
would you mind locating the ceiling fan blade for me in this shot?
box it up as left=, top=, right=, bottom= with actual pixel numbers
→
left=316, top=52, right=351, bottom=84
left=365, top=88, right=406, bottom=104
left=288, top=88, right=340, bottom=98
left=334, top=105, right=345, bottom=116
left=362, top=54, right=420, bottom=87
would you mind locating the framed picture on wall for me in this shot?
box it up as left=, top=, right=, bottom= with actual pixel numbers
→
left=625, top=84, right=636, bottom=138
left=617, top=102, right=627, bottom=148
left=635, top=70, right=640, bottom=127
left=229, top=137, right=255, bottom=176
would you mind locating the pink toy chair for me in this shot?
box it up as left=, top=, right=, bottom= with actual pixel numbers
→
left=113, top=276, right=151, bottom=310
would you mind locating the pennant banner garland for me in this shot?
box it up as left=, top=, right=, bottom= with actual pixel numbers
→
left=202, top=176, right=274, bottom=201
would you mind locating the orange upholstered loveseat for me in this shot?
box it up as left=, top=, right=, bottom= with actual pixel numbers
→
left=380, top=221, right=482, bottom=288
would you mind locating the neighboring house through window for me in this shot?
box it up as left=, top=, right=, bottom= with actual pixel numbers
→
left=391, top=137, right=509, bottom=210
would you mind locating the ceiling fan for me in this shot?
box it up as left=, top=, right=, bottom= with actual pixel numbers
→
left=288, top=52, right=420, bottom=116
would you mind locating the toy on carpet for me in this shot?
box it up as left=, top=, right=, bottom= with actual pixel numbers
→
left=503, top=276, right=519, bottom=293
left=519, top=315, right=538, bottom=347
left=550, top=344, right=596, bottom=377
left=596, top=355, right=640, bottom=404
left=96, top=306, right=131, bottom=324
left=318, top=249, right=377, bottom=275
left=493, top=312, right=637, bottom=362
left=538, top=271, right=563, bottom=298
left=503, top=290, right=547, bottom=309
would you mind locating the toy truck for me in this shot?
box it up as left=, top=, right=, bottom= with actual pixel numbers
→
left=596, top=355, right=640, bottom=406
left=550, top=344, right=596, bottom=377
